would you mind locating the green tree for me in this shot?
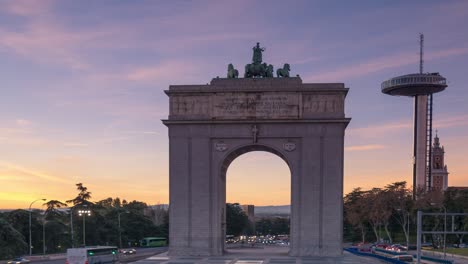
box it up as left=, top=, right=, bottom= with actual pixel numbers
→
left=0, top=217, right=27, bottom=259
left=66, top=183, right=93, bottom=206
left=344, top=188, right=369, bottom=243
left=6, top=209, right=43, bottom=254
left=226, top=203, right=249, bottom=236
left=44, top=200, right=67, bottom=220
left=255, top=218, right=272, bottom=236
left=444, top=188, right=468, bottom=244
left=42, top=200, right=68, bottom=253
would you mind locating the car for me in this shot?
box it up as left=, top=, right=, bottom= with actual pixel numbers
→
left=388, top=244, right=407, bottom=252
left=7, top=257, right=30, bottom=264
left=374, top=243, right=390, bottom=250
left=121, top=248, right=136, bottom=255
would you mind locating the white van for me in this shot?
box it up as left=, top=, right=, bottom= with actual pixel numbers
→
left=66, top=246, right=119, bottom=264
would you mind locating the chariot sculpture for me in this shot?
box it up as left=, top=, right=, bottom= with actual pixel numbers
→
left=225, top=43, right=292, bottom=78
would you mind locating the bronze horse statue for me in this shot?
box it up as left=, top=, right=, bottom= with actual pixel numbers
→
left=244, top=62, right=267, bottom=78
left=276, top=63, right=291, bottom=78
left=227, top=63, right=239, bottom=78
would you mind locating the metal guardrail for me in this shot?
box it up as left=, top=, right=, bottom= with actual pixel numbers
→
left=414, top=254, right=454, bottom=264
left=344, top=248, right=408, bottom=264
left=381, top=75, right=446, bottom=90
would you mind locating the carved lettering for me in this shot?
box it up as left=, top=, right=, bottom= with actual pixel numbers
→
left=171, top=95, right=210, bottom=116
left=303, top=94, right=341, bottom=114
left=213, top=93, right=299, bottom=119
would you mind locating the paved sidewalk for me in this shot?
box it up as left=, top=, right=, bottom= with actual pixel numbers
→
left=131, top=247, right=383, bottom=264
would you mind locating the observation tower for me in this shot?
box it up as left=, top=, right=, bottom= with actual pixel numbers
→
left=381, top=34, right=447, bottom=195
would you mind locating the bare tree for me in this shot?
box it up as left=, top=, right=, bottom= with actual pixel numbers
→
left=385, top=182, right=413, bottom=247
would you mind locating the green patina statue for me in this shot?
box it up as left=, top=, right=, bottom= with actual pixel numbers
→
left=245, top=42, right=271, bottom=78
left=227, top=63, right=239, bottom=78
left=276, top=63, right=291, bottom=78
left=266, top=64, right=274, bottom=77
left=225, top=42, right=291, bottom=78
left=252, top=42, right=265, bottom=64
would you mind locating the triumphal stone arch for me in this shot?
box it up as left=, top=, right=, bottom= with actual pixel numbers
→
left=163, top=76, right=350, bottom=257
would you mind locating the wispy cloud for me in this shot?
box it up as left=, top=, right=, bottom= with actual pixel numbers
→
left=0, top=125, right=50, bottom=147
left=0, top=0, right=116, bottom=70
left=123, top=130, right=160, bottom=135
left=435, top=114, right=468, bottom=129
left=63, top=142, right=89, bottom=148
left=126, top=60, right=209, bottom=83
left=306, top=47, right=468, bottom=82
left=347, top=120, right=412, bottom=138
left=15, top=119, right=32, bottom=126
left=0, top=161, right=72, bottom=184
left=345, top=144, right=386, bottom=151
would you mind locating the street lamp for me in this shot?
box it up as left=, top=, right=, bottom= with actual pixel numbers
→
left=431, top=203, right=447, bottom=259
left=78, top=208, right=91, bottom=246
left=42, top=212, right=47, bottom=255
left=29, top=198, right=46, bottom=256
left=70, top=206, right=74, bottom=248
left=118, top=211, right=130, bottom=249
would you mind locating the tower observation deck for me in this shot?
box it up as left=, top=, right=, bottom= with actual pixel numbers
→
left=381, top=34, right=448, bottom=196
left=381, top=73, right=447, bottom=96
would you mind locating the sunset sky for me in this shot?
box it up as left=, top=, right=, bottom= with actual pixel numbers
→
left=1, top=0, right=468, bottom=209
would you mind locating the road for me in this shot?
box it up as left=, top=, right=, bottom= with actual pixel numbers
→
left=25, top=247, right=168, bottom=264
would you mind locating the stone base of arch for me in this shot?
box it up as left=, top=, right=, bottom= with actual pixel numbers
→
left=163, top=78, right=350, bottom=257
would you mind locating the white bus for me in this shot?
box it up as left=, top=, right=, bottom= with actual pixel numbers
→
left=66, top=246, right=119, bottom=264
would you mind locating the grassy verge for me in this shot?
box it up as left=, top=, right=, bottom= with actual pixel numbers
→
left=430, top=248, right=468, bottom=256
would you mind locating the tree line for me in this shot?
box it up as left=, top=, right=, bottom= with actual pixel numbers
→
left=0, top=183, right=168, bottom=259
left=344, top=181, right=468, bottom=246
left=3, top=181, right=467, bottom=259
left=225, top=203, right=289, bottom=237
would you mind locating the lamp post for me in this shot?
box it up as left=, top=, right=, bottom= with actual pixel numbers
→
left=70, top=206, right=74, bottom=248
left=118, top=211, right=129, bottom=249
left=442, top=205, right=447, bottom=260
left=42, top=214, right=47, bottom=255
left=29, top=198, right=46, bottom=256
left=78, top=208, right=91, bottom=246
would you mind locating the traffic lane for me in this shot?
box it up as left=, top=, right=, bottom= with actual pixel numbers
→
left=120, top=247, right=168, bottom=263
left=28, top=247, right=168, bottom=264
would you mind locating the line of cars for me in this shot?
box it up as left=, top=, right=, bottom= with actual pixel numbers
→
left=353, top=242, right=414, bottom=263
left=373, top=243, right=409, bottom=252
left=6, top=247, right=136, bottom=264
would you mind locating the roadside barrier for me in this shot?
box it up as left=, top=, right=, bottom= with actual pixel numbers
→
left=344, top=247, right=408, bottom=264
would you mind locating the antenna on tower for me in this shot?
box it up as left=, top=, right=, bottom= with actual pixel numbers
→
left=419, top=33, right=424, bottom=74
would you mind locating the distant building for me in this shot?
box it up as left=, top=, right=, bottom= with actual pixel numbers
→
left=241, top=204, right=255, bottom=235
left=241, top=204, right=255, bottom=222
left=431, top=133, right=449, bottom=191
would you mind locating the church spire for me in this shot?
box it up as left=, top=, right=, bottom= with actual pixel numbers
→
left=434, top=129, right=440, bottom=148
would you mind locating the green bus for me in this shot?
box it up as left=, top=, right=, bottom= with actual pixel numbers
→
left=140, top=237, right=167, bottom=247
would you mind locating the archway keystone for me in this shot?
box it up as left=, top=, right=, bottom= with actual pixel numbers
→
left=163, top=77, right=350, bottom=257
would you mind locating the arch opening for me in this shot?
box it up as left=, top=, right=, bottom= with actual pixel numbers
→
left=221, top=145, right=292, bottom=255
